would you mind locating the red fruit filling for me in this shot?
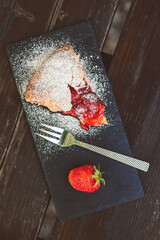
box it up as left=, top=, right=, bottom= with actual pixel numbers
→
left=65, top=84, right=106, bottom=130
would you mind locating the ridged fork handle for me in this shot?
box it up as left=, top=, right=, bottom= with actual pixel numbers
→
left=78, top=142, right=149, bottom=172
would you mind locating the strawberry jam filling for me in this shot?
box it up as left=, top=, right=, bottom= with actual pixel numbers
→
left=65, top=84, right=106, bottom=130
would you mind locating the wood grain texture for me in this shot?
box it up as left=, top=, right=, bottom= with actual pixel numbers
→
left=0, top=109, right=50, bottom=239
left=52, top=0, right=119, bottom=50
left=106, top=1, right=160, bottom=238
left=0, top=0, right=58, bottom=239
left=49, top=0, right=160, bottom=239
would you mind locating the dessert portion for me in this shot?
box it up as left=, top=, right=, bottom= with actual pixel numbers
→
left=25, top=44, right=107, bottom=130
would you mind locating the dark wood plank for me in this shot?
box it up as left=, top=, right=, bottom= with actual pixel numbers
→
left=0, top=110, right=50, bottom=239
left=52, top=0, right=120, bottom=50
left=106, top=1, right=160, bottom=238
left=49, top=218, right=83, bottom=240
left=50, top=0, right=160, bottom=239
left=0, top=0, right=59, bottom=239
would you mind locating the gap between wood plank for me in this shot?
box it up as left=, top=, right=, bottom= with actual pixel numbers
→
left=99, top=1, right=119, bottom=51
left=47, top=0, right=64, bottom=31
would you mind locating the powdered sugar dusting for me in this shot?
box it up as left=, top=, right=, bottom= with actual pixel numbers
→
left=6, top=24, right=138, bottom=221
left=7, top=25, right=116, bottom=161
left=25, top=45, right=86, bottom=112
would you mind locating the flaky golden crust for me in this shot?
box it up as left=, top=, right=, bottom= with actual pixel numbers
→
left=25, top=44, right=87, bottom=112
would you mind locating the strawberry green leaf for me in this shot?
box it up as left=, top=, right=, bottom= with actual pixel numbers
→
left=92, top=165, right=105, bottom=187
left=94, top=179, right=100, bottom=187
left=100, top=178, right=105, bottom=186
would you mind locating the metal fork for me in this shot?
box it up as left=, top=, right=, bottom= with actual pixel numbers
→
left=36, top=123, right=149, bottom=172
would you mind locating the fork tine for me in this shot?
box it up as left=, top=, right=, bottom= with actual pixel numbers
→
left=40, top=128, right=61, bottom=138
left=36, top=133, right=60, bottom=144
left=41, top=123, right=64, bottom=133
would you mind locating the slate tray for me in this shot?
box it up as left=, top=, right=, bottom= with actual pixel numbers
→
left=6, top=21, right=144, bottom=222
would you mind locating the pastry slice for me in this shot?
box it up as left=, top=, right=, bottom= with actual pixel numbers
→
left=25, top=44, right=108, bottom=130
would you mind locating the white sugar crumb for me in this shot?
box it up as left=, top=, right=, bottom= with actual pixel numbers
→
left=82, top=93, right=97, bottom=102
left=10, top=32, right=113, bottom=153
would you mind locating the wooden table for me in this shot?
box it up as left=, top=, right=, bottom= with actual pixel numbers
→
left=0, top=0, right=160, bottom=239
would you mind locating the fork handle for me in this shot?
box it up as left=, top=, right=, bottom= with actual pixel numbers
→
left=78, top=142, right=149, bottom=172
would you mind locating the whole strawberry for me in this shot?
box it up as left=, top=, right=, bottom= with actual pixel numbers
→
left=68, top=164, right=105, bottom=193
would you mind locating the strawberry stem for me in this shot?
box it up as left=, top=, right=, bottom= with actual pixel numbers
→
left=92, top=165, right=105, bottom=187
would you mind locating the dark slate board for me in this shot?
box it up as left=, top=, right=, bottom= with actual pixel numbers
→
left=6, top=21, right=144, bottom=222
